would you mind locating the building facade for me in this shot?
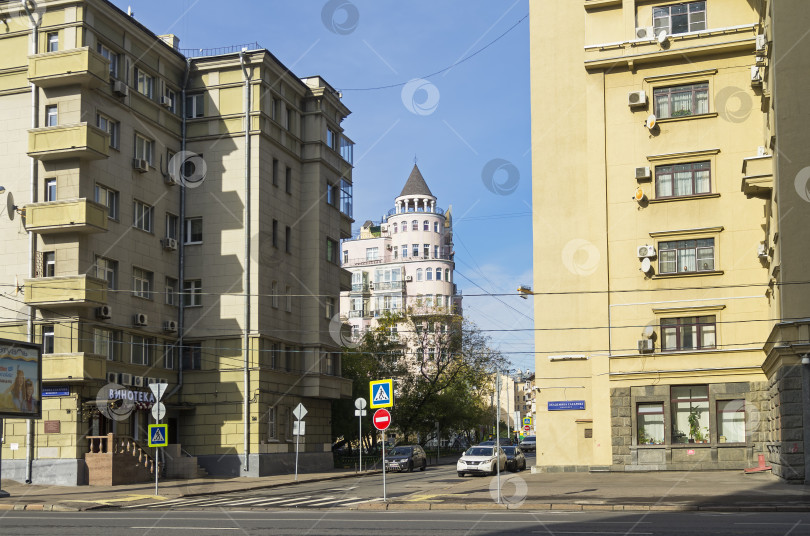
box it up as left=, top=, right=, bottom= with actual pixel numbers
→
left=339, top=165, right=460, bottom=340
left=530, top=0, right=810, bottom=481
left=0, top=0, right=353, bottom=485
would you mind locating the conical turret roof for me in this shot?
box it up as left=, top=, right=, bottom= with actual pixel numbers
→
left=399, top=164, right=434, bottom=197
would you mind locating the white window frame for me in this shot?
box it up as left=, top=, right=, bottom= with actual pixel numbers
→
left=133, top=200, right=153, bottom=233
left=94, top=255, right=117, bottom=289
left=134, top=67, right=154, bottom=98
left=97, top=113, right=120, bottom=149
left=165, top=277, right=178, bottom=306
left=183, top=279, right=202, bottom=307
left=131, top=335, right=153, bottom=366
left=97, top=43, right=119, bottom=78
left=135, top=134, right=154, bottom=165
left=42, top=324, right=55, bottom=354
left=45, top=104, right=58, bottom=127
left=166, top=213, right=179, bottom=240
left=185, top=93, right=204, bottom=118
left=94, top=183, right=119, bottom=220
left=132, top=267, right=153, bottom=299
left=184, top=217, right=203, bottom=245
left=94, top=328, right=115, bottom=360
left=46, top=32, right=58, bottom=52
left=44, top=178, right=56, bottom=202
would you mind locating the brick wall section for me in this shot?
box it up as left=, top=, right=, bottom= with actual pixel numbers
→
left=610, top=387, right=631, bottom=466
left=765, top=366, right=805, bottom=482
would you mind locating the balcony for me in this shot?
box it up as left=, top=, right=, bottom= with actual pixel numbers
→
left=300, top=373, right=352, bottom=399
left=43, top=352, right=107, bottom=382
left=24, top=198, right=108, bottom=234
left=24, top=274, right=107, bottom=309
left=28, top=123, right=110, bottom=161
left=741, top=155, right=773, bottom=198
left=28, top=47, right=110, bottom=89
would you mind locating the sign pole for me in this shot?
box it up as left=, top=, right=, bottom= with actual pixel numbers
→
left=496, top=371, right=501, bottom=504
left=0, top=417, right=7, bottom=498
left=358, top=411, right=362, bottom=472
left=295, top=425, right=300, bottom=482
left=382, top=430, right=386, bottom=502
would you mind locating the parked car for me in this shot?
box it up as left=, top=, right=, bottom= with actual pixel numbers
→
left=479, top=438, right=513, bottom=446
left=386, top=445, right=427, bottom=472
left=501, top=446, right=527, bottom=472
left=457, top=446, right=507, bottom=477
left=519, top=435, right=536, bottom=452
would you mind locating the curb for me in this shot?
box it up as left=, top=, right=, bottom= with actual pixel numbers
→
left=351, top=502, right=810, bottom=513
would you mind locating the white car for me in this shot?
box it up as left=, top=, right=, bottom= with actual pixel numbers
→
left=457, top=446, right=507, bottom=477
left=519, top=435, right=536, bottom=452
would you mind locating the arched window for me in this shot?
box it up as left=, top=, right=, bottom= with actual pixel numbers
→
left=392, top=222, right=398, bottom=233
left=434, top=221, right=439, bottom=233
left=426, top=268, right=433, bottom=281
left=412, top=220, right=418, bottom=231
left=401, top=221, right=407, bottom=232
left=435, top=268, right=442, bottom=281
left=416, top=268, right=423, bottom=281
left=423, top=220, right=429, bottom=231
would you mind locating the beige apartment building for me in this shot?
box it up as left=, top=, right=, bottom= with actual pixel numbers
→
left=0, top=0, right=353, bottom=485
left=530, top=0, right=810, bottom=482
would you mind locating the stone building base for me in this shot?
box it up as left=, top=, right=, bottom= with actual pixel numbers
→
left=196, top=452, right=334, bottom=478
left=1, top=458, right=87, bottom=486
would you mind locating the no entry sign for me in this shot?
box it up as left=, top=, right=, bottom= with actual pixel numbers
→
left=373, top=408, right=391, bottom=431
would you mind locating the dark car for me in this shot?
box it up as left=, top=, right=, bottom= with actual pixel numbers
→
left=386, top=445, right=427, bottom=472
left=502, top=446, right=527, bottom=472
left=479, top=438, right=514, bottom=447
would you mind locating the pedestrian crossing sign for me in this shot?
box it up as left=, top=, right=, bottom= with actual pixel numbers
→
left=148, top=424, right=168, bottom=447
left=369, top=379, right=393, bottom=408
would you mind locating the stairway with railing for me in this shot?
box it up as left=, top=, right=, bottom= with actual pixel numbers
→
left=85, top=433, right=161, bottom=485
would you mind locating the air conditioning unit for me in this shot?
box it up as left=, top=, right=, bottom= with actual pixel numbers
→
left=132, top=158, right=149, bottom=173
left=751, top=65, right=762, bottom=86
left=757, top=242, right=769, bottom=259
left=638, top=339, right=654, bottom=354
left=380, top=224, right=388, bottom=232
left=628, top=90, right=647, bottom=107
left=112, top=80, right=129, bottom=97
left=96, top=305, right=112, bottom=319
left=163, top=320, right=177, bottom=333
left=134, top=313, right=148, bottom=327
left=755, top=55, right=766, bottom=67
left=386, top=244, right=393, bottom=251
left=146, top=377, right=157, bottom=385
left=106, top=372, right=120, bottom=384
left=164, top=174, right=177, bottom=186
left=133, top=376, right=145, bottom=387
left=120, top=373, right=133, bottom=386
left=637, top=245, right=656, bottom=258
left=635, top=166, right=651, bottom=180
left=635, top=26, right=655, bottom=40
left=160, top=96, right=173, bottom=108
left=162, top=237, right=178, bottom=251
left=755, top=34, right=767, bottom=53
left=405, top=275, right=413, bottom=282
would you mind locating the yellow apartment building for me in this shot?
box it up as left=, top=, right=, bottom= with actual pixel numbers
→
left=530, top=0, right=810, bottom=482
left=0, top=0, right=353, bottom=485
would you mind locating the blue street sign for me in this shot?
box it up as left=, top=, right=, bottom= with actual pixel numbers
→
left=148, top=424, right=168, bottom=447
left=548, top=400, right=586, bottom=411
left=42, top=386, right=69, bottom=397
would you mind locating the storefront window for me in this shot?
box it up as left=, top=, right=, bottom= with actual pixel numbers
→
left=717, top=399, right=745, bottom=443
left=671, top=385, right=709, bottom=443
left=637, top=403, right=665, bottom=445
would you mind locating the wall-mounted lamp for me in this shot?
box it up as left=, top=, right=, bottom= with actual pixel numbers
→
left=801, top=354, right=810, bottom=366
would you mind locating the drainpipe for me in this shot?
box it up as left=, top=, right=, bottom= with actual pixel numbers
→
left=166, top=58, right=192, bottom=404
left=238, top=50, right=252, bottom=473
left=22, top=0, right=40, bottom=485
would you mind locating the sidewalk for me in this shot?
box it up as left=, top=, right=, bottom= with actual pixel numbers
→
left=1, top=460, right=808, bottom=512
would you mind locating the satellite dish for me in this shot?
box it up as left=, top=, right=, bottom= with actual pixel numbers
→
left=634, top=187, right=646, bottom=202
left=640, top=257, right=652, bottom=273
left=7, top=192, right=15, bottom=221
left=642, top=325, right=655, bottom=339
left=657, top=30, right=669, bottom=45
left=646, top=114, right=657, bottom=130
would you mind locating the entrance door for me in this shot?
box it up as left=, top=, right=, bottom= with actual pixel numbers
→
left=168, top=417, right=179, bottom=444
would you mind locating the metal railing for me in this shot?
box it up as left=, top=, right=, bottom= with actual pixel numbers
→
left=180, top=42, right=262, bottom=58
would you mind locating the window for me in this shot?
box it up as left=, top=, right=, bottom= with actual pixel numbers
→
left=655, top=161, right=710, bottom=198
left=340, top=136, right=354, bottom=164
left=401, top=245, right=408, bottom=258
left=163, top=344, right=178, bottom=370
left=44, top=179, right=56, bottom=201
left=96, top=114, right=120, bottom=149
left=97, top=43, right=119, bottom=78
left=46, top=32, right=58, bottom=52
left=165, top=277, right=178, bottom=305
left=271, top=281, right=279, bottom=308
left=285, top=286, right=292, bottom=312
left=326, top=238, right=339, bottom=263
left=436, top=268, right=442, bottom=281
left=164, top=87, right=177, bottom=113
left=135, top=134, right=154, bottom=165
left=272, top=159, right=279, bottom=186
left=423, top=220, right=429, bottom=231
left=416, top=268, right=423, bottom=281
left=286, top=108, right=294, bottom=132
left=132, top=267, right=153, bottom=299
left=671, top=385, right=709, bottom=443
left=445, top=269, right=450, bottom=282
left=661, top=315, right=716, bottom=351
left=181, top=342, right=202, bottom=370
left=423, top=244, right=430, bottom=258
left=133, top=200, right=153, bottom=232
left=270, top=219, right=279, bottom=248
left=94, top=183, right=119, bottom=220
left=326, top=297, right=335, bottom=319
left=285, top=167, right=292, bottom=194
left=166, top=213, right=178, bottom=240
left=653, top=83, right=709, bottom=119
left=434, top=221, right=439, bottom=233
left=94, top=256, right=117, bottom=289
left=366, top=247, right=379, bottom=261
left=412, top=220, right=418, bottom=231
left=94, top=328, right=117, bottom=360
left=426, top=268, right=433, bottom=281
left=183, top=279, right=202, bottom=307
left=658, top=238, right=714, bottom=274
left=42, top=325, right=54, bottom=354
left=134, top=67, right=154, bottom=98
left=45, top=105, right=57, bottom=127
left=271, top=97, right=279, bottom=121
left=327, top=127, right=339, bottom=151
left=326, top=181, right=338, bottom=206
left=400, top=221, right=407, bottom=233
left=267, top=406, right=277, bottom=440
left=324, top=352, right=338, bottom=376
left=343, top=250, right=349, bottom=264
left=185, top=93, right=204, bottom=118
left=412, top=244, right=419, bottom=257
left=270, top=342, right=281, bottom=369
left=285, top=226, right=291, bottom=254
left=653, top=2, right=706, bottom=36
left=184, top=217, right=203, bottom=244
left=131, top=335, right=153, bottom=366
left=41, top=251, right=55, bottom=277
left=637, top=403, right=665, bottom=445
left=717, top=399, right=745, bottom=443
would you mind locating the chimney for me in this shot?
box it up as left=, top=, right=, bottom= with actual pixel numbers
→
left=158, top=34, right=180, bottom=50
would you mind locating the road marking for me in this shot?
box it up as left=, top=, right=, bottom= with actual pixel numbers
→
left=532, top=532, right=652, bottom=535
left=246, top=496, right=313, bottom=507
left=131, top=528, right=241, bottom=531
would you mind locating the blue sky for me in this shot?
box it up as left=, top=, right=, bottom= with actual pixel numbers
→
left=115, top=0, right=535, bottom=372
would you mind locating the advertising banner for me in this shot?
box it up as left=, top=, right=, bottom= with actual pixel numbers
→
left=0, top=340, right=42, bottom=419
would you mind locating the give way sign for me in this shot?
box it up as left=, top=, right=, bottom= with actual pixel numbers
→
left=373, top=409, right=391, bottom=431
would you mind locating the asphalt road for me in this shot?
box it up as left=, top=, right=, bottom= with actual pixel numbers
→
left=0, top=510, right=807, bottom=535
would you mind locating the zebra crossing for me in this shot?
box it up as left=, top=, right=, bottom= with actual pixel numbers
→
left=125, top=492, right=383, bottom=510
